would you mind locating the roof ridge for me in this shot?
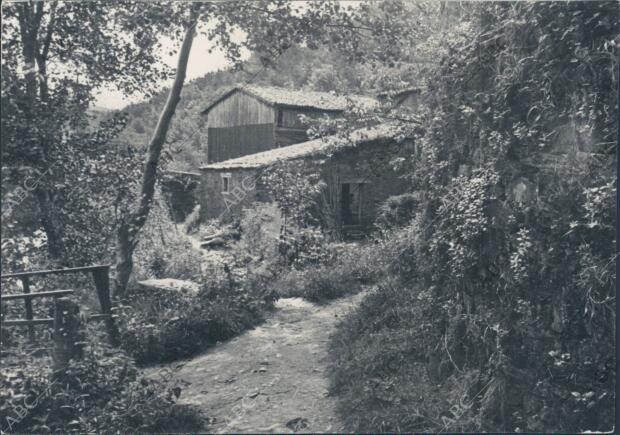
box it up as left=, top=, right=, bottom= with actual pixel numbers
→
left=200, top=84, right=379, bottom=114
left=242, top=83, right=371, bottom=97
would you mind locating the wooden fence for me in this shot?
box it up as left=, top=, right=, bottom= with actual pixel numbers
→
left=1, top=264, right=119, bottom=366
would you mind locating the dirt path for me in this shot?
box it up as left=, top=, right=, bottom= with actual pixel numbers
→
left=152, top=292, right=365, bottom=433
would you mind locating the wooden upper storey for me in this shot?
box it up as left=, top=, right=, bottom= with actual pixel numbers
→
left=201, top=85, right=378, bottom=163
left=205, top=90, right=275, bottom=128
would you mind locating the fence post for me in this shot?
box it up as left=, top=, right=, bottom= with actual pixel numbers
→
left=21, top=276, right=34, bottom=342
left=53, top=297, right=83, bottom=371
left=91, top=266, right=119, bottom=346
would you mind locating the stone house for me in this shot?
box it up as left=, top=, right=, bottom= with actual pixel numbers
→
left=198, top=85, right=416, bottom=236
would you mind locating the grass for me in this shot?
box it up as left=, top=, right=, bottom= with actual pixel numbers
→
left=272, top=265, right=360, bottom=304
left=117, top=278, right=276, bottom=365
left=272, top=241, right=380, bottom=304
left=326, top=278, right=482, bottom=433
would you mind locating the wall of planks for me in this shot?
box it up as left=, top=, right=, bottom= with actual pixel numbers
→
left=207, top=90, right=275, bottom=128
left=207, top=123, right=276, bottom=162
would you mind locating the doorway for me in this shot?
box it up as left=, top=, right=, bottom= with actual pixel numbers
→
left=341, top=183, right=362, bottom=226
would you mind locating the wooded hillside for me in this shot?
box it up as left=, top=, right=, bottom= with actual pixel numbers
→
left=115, top=46, right=379, bottom=171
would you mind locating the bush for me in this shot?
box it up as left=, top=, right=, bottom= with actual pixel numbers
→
left=329, top=277, right=486, bottom=432
left=120, top=202, right=284, bottom=365
left=331, top=174, right=615, bottom=432
left=273, top=266, right=352, bottom=303
left=233, top=203, right=281, bottom=266
left=117, top=272, right=276, bottom=365
left=273, top=242, right=374, bottom=303
left=271, top=237, right=403, bottom=305
left=329, top=3, right=616, bottom=432
left=0, top=341, right=203, bottom=433
left=279, top=225, right=333, bottom=268
left=133, top=194, right=203, bottom=282
left=375, top=192, right=419, bottom=230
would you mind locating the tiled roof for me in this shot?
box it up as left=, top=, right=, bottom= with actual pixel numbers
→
left=376, top=86, right=423, bottom=98
left=200, top=124, right=400, bottom=170
left=164, top=169, right=201, bottom=177
left=201, top=85, right=379, bottom=114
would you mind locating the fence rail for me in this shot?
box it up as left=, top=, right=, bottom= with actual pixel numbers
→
left=0, top=264, right=110, bottom=279
left=1, top=289, right=74, bottom=301
left=2, top=313, right=114, bottom=327
left=0, top=264, right=118, bottom=350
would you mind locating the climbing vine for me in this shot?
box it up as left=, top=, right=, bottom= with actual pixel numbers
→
left=331, top=2, right=618, bottom=432
left=409, top=2, right=618, bottom=431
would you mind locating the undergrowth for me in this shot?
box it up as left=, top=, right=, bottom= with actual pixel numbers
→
left=328, top=2, right=616, bottom=432
left=273, top=241, right=377, bottom=303
left=117, top=265, right=277, bottom=365
left=0, top=338, right=203, bottom=433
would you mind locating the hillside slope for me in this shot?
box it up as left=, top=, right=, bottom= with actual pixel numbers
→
left=115, top=46, right=371, bottom=172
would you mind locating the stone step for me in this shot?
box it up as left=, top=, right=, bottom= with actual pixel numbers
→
left=200, top=237, right=227, bottom=249
left=138, top=278, right=200, bottom=294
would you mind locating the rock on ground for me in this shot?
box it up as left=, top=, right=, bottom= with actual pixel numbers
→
left=138, top=278, right=200, bottom=294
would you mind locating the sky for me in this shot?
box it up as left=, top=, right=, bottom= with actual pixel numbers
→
left=93, top=33, right=247, bottom=110
left=92, top=0, right=363, bottom=110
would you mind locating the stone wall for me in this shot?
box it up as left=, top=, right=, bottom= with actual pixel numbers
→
left=198, top=167, right=268, bottom=222
left=322, top=139, right=411, bottom=231
left=199, top=138, right=412, bottom=232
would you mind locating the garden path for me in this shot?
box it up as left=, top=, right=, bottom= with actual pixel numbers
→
left=150, top=292, right=365, bottom=433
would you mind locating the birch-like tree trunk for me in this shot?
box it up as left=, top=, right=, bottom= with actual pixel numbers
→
left=114, top=8, right=198, bottom=297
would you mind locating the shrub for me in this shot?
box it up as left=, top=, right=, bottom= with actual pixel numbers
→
left=273, top=242, right=371, bottom=303
left=133, top=194, right=203, bottom=282
left=297, top=266, right=357, bottom=303
left=233, top=203, right=281, bottom=266
left=329, top=175, right=615, bottom=432
left=330, top=276, right=502, bottom=432
left=0, top=341, right=203, bottom=433
left=375, top=192, right=419, bottom=230
left=271, top=238, right=399, bottom=304
left=279, top=225, right=333, bottom=268
left=117, top=271, right=276, bottom=365
left=120, top=201, right=284, bottom=365
left=330, top=3, right=617, bottom=431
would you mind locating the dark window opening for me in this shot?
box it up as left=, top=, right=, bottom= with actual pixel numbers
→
left=341, top=183, right=363, bottom=226
left=277, top=109, right=284, bottom=127
left=222, top=175, right=230, bottom=193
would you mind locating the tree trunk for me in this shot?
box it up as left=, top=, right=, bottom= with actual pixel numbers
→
left=18, top=2, right=67, bottom=263
left=114, top=9, right=199, bottom=298
left=17, top=3, right=40, bottom=106
left=114, top=221, right=135, bottom=298
left=34, top=189, right=66, bottom=264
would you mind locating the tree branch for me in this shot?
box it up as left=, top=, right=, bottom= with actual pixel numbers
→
left=130, top=8, right=199, bottom=235
left=242, top=5, right=375, bottom=32
left=39, top=2, right=57, bottom=61
left=115, top=5, right=201, bottom=296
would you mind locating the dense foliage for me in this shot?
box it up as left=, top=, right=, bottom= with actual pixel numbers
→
left=0, top=1, right=174, bottom=263
left=118, top=204, right=279, bottom=365
left=272, top=241, right=377, bottom=303
left=1, top=338, right=202, bottom=433
left=2, top=0, right=616, bottom=432
left=117, top=277, right=275, bottom=365
left=329, top=1, right=617, bottom=432
left=132, top=192, right=204, bottom=282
